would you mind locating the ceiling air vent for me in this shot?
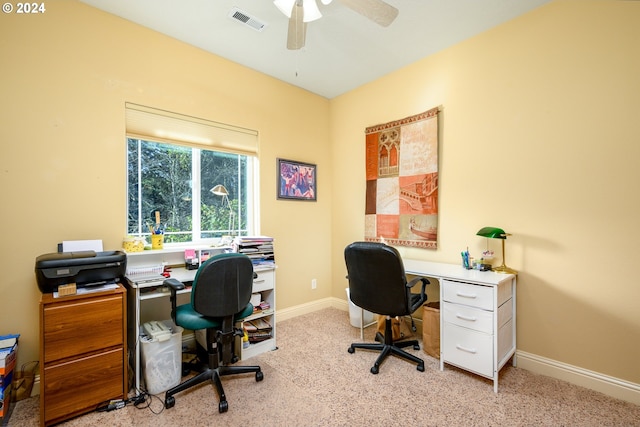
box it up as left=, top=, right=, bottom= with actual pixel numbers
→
left=228, top=7, right=268, bottom=32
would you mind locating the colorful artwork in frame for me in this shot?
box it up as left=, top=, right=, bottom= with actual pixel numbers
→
left=364, top=107, right=440, bottom=249
left=277, top=158, right=317, bottom=201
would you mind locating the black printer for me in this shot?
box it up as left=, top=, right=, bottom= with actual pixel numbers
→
left=35, top=250, right=127, bottom=293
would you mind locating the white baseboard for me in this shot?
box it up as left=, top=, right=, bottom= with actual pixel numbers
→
left=516, top=350, right=640, bottom=405
left=276, top=296, right=346, bottom=322
left=30, top=300, right=639, bottom=407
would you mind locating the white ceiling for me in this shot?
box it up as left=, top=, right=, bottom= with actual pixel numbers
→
left=79, top=0, right=552, bottom=99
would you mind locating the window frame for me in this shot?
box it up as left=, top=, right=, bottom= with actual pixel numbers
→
left=125, top=104, right=260, bottom=246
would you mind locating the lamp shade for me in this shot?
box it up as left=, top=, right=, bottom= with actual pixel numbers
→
left=476, top=227, right=509, bottom=239
left=210, top=184, right=229, bottom=196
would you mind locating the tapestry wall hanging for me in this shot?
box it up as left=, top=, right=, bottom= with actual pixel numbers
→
left=364, top=107, right=440, bottom=249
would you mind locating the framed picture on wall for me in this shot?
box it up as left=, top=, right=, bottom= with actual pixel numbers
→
left=277, top=158, right=317, bottom=201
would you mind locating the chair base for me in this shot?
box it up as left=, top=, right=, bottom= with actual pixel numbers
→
left=348, top=316, right=425, bottom=374
left=165, top=364, right=263, bottom=413
left=164, top=329, right=263, bottom=413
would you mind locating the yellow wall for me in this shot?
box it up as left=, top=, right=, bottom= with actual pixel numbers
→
left=0, top=1, right=332, bottom=367
left=1, top=0, right=639, bottom=390
left=331, top=0, right=640, bottom=384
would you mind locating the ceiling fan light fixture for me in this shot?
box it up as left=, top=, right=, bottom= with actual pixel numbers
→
left=303, top=0, right=322, bottom=21
left=274, top=0, right=322, bottom=22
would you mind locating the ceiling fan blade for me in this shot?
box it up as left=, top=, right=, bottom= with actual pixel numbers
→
left=287, top=1, right=307, bottom=50
left=339, top=0, right=399, bottom=27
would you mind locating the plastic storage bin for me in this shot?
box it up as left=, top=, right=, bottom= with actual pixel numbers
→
left=345, top=288, right=375, bottom=327
left=140, top=320, right=183, bottom=395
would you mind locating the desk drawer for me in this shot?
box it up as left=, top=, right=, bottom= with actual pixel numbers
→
left=443, top=302, right=492, bottom=334
left=253, top=270, right=274, bottom=293
left=42, top=294, right=123, bottom=363
left=443, top=280, right=493, bottom=310
left=43, top=347, right=124, bottom=424
left=443, top=322, right=493, bottom=377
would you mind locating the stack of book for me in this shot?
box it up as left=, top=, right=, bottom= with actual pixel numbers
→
left=243, top=318, right=273, bottom=343
left=253, top=300, right=271, bottom=314
left=233, top=236, right=275, bottom=267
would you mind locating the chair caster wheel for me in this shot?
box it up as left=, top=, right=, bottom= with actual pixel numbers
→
left=165, top=396, right=175, bottom=409
left=256, top=371, right=264, bottom=382
left=348, top=346, right=355, bottom=354
left=417, top=364, right=425, bottom=372
left=413, top=344, right=420, bottom=350
left=219, top=400, right=229, bottom=413
left=370, top=366, right=379, bottom=374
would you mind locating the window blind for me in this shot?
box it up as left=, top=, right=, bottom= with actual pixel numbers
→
left=125, top=103, right=259, bottom=156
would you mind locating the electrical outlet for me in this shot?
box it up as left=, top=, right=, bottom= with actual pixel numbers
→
left=311, top=279, right=317, bottom=289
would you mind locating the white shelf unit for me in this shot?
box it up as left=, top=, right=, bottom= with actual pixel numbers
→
left=240, top=266, right=277, bottom=359
left=124, top=244, right=277, bottom=394
left=231, top=236, right=277, bottom=359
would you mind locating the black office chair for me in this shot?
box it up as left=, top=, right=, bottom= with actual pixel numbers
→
left=345, top=241, right=429, bottom=374
left=163, top=252, right=263, bottom=413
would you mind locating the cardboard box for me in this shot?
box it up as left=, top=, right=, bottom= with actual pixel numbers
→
left=0, top=334, right=19, bottom=426
left=422, top=302, right=440, bottom=359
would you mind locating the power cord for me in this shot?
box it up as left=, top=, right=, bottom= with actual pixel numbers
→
left=95, top=390, right=163, bottom=414
left=130, top=389, right=167, bottom=415
left=96, top=398, right=127, bottom=412
left=132, top=394, right=148, bottom=407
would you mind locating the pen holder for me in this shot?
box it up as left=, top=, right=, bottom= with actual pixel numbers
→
left=151, top=234, right=164, bottom=250
left=461, top=254, right=473, bottom=270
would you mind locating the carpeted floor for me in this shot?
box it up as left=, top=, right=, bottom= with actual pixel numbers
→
left=8, top=307, right=640, bottom=426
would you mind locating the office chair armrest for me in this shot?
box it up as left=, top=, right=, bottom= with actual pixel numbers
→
left=164, top=278, right=185, bottom=323
left=407, top=276, right=429, bottom=297
left=407, top=276, right=430, bottom=314
left=164, top=277, right=185, bottom=292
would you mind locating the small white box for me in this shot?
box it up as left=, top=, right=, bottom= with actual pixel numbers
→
left=140, top=320, right=183, bottom=395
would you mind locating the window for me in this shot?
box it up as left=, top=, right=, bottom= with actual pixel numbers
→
left=125, top=104, right=259, bottom=245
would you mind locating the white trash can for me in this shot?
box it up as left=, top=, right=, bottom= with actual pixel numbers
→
left=140, top=320, right=183, bottom=395
left=345, top=288, right=375, bottom=328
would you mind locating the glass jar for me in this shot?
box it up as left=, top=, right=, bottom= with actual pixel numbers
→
left=122, top=236, right=145, bottom=252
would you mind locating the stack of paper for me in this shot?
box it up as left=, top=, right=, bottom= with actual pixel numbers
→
left=233, top=236, right=275, bottom=267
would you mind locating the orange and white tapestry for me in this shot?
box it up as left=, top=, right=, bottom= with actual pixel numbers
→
left=364, top=107, right=439, bottom=249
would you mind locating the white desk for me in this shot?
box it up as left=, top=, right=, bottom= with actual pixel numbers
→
left=403, top=260, right=516, bottom=392
left=124, top=247, right=276, bottom=395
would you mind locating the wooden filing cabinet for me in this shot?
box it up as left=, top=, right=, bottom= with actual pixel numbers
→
left=40, top=284, right=127, bottom=426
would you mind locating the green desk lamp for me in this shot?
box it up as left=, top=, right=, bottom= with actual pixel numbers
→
left=476, top=227, right=517, bottom=274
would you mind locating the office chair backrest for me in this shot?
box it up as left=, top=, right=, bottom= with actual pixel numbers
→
left=344, top=241, right=410, bottom=317
left=191, top=252, right=254, bottom=318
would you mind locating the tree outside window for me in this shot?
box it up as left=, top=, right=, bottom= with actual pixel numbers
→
left=127, top=138, right=252, bottom=244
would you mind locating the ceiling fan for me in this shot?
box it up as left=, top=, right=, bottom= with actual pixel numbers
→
left=273, top=0, right=399, bottom=50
